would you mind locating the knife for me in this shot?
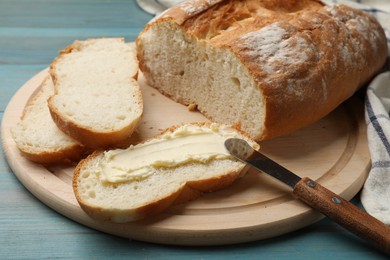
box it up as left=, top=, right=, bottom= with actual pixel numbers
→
left=224, top=138, right=390, bottom=254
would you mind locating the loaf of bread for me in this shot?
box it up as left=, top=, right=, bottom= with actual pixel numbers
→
left=11, top=77, right=87, bottom=164
left=48, top=38, right=143, bottom=149
left=136, top=0, right=387, bottom=141
left=73, top=122, right=258, bottom=222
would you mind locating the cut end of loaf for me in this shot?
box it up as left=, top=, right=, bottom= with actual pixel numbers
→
left=137, top=22, right=266, bottom=140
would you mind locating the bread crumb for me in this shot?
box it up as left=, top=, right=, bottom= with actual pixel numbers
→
left=187, top=103, right=198, bottom=111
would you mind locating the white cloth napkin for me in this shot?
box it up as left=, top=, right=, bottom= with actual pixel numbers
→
left=362, top=73, right=390, bottom=225
left=137, top=0, right=390, bottom=225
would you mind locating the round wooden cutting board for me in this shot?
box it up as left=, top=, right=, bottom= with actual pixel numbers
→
left=2, top=69, right=370, bottom=246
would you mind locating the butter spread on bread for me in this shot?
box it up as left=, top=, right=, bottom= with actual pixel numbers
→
left=73, top=123, right=258, bottom=222
left=96, top=123, right=256, bottom=183
left=136, top=0, right=387, bottom=141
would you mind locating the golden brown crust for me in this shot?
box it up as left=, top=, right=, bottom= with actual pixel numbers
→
left=21, top=144, right=88, bottom=164
left=47, top=95, right=142, bottom=149
left=232, top=4, right=387, bottom=139
left=138, top=0, right=387, bottom=141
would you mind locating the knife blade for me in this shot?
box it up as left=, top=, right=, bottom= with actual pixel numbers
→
left=224, top=138, right=390, bottom=254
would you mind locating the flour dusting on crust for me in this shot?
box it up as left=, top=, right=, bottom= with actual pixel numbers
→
left=238, top=22, right=317, bottom=75
left=178, top=0, right=222, bottom=16
left=326, top=5, right=382, bottom=54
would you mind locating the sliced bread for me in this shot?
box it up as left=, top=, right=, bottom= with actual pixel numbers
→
left=48, top=38, right=143, bottom=149
left=11, top=76, right=87, bottom=164
left=73, top=122, right=259, bottom=222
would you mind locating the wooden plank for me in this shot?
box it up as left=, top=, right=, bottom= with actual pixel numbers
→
left=0, top=0, right=152, bottom=65
left=0, top=34, right=141, bottom=65
left=0, top=0, right=152, bottom=29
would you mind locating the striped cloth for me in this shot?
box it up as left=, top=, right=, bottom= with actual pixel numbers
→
left=137, top=0, right=390, bottom=225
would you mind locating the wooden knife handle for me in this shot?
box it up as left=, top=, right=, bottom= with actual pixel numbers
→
left=293, top=177, right=390, bottom=254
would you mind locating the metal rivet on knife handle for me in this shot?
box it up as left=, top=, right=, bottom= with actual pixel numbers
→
left=307, top=180, right=316, bottom=188
left=332, top=197, right=342, bottom=204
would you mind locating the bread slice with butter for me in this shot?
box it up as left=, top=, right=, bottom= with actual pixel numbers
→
left=11, top=76, right=87, bottom=164
left=48, top=38, right=143, bottom=149
left=73, top=122, right=258, bottom=222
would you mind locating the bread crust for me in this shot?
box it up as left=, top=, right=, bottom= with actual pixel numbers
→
left=73, top=122, right=255, bottom=222
left=21, top=145, right=87, bottom=164
left=47, top=100, right=142, bottom=149
left=137, top=0, right=388, bottom=140
left=48, top=38, right=143, bottom=149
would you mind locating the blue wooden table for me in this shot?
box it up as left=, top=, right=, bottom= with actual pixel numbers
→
left=0, top=1, right=388, bottom=259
